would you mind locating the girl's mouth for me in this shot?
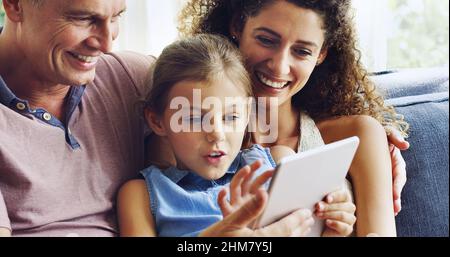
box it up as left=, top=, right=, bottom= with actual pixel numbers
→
left=204, top=151, right=227, bottom=166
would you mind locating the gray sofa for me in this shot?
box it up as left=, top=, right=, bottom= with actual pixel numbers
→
left=372, top=67, right=449, bottom=237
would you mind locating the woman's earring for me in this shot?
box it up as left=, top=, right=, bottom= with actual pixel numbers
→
left=231, top=35, right=238, bottom=44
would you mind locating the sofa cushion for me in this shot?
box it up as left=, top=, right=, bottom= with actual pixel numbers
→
left=372, top=68, right=449, bottom=237
left=371, top=68, right=449, bottom=99
left=392, top=93, right=448, bottom=237
left=372, top=67, right=449, bottom=99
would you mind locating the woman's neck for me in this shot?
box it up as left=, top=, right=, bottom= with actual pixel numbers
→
left=252, top=99, right=300, bottom=150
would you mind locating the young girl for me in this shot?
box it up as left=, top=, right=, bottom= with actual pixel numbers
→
left=117, top=34, right=356, bottom=237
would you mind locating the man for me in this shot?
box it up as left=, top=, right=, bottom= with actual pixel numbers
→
left=0, top=0, right=355, bottom=238
left=0, top=0, right=154, bottom=236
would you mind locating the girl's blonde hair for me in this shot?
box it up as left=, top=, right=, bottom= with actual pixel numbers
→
left=145, top=34, right=252, bottom=115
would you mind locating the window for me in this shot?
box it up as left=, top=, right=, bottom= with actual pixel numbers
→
left=112, top=0, right=186, bottom=56
left=353, top=0, right=449, bottom=71
left=0, top=2, right=5, bottom=27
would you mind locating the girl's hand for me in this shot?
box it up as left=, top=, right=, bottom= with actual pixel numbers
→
left=201, top=190, right=314, bottom=237
left=201, top=160, right=315, bottom=237
left=386, top=126, right=410, bottom=215
left=218, top=160, right=273, bottom=218
left=315, top=188, right=356, bottom=237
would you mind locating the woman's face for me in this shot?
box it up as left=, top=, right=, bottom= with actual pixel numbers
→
left=235, top=1, right=328, bottom=108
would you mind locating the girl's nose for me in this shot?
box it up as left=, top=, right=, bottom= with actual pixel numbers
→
left=205, top=119, right=225, bottom=143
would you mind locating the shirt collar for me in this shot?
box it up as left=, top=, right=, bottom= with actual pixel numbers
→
left=0, top=75, right=17, bottom=107
left=0, top=74, right=86, bottom=117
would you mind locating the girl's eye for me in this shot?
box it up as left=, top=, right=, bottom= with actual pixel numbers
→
left=224, top=114, right=240, bottom=122
left=183, top=116, right=202, bottom=123
left=256, top=35, right=276, bottom=47
left=191, top=117, right=203, bottom=123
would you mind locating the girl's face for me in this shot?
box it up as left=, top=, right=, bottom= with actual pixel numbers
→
left=149, top=77, right=250, bottom=180
left=235, top=1, right=328, bottom=108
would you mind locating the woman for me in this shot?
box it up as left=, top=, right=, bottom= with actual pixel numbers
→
left=178, top=0, right=410, bottom=236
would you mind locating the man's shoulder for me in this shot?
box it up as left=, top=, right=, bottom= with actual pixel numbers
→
left=101, top=51, right=156, bottom=68
left=97, top=51, right=156, bottom=78
left=93, top=51, right=156, bottom=96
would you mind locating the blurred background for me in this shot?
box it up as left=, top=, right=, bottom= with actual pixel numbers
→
left=0, top=0, right=448, bottom=72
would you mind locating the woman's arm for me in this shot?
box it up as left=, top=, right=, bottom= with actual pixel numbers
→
left=117, top=179, right=157, bottom=237
left=318, top=117, right=408, bottom=216
left=318, top=115, right=396, bottom=236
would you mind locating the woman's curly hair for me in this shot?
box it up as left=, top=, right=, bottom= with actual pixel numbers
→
left=179, top=0, right=409, bottom=136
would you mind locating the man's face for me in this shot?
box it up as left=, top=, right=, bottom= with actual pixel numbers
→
left=17, top=0, right=126, bottom=86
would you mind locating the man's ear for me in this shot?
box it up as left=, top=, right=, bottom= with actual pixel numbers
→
left=3, top=0, right=25, bottom=22
left=144, top=108, right=167, bottom=137
left=316, top=47, right=328, bottom=66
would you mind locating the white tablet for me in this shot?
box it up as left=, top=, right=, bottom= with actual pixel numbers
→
left=253, top=136, right=360, bottom=237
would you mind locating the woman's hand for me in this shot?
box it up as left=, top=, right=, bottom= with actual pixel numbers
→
left=386, top=126, right=410, bottom=215
left=200, top=160, right=315, bottom=237
left=315, top=188, right=356, bottom=237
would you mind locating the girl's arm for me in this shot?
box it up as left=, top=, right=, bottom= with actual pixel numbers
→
left=117, top=179, right=157, bottom=237
left=0, top=228, right=11, bottom=237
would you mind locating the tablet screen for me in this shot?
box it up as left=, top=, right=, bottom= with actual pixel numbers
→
left=253, top=136, right=359, bottom=236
